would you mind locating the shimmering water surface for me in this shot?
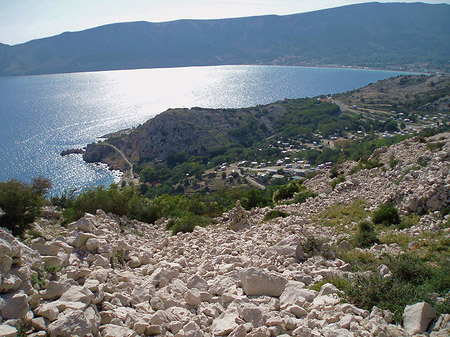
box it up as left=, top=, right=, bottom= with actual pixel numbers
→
left=0, top=65, right=406, bottom=195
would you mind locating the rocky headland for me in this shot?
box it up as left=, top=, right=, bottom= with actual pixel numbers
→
left=1, top=131, right=449, bottom=336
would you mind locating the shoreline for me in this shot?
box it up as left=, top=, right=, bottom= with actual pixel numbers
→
left=0, top=63, right=439, bottom=79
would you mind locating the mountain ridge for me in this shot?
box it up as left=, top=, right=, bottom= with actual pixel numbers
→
left=1, top=2, right=449, bottom=76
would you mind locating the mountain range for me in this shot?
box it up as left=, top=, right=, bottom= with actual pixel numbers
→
left=1, top=2, right=449, bottom=76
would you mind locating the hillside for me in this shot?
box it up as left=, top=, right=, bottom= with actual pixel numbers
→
left=82, top=75, right=450, bottom=181
left=1, top=131, right=449, bottom=336
left=336, top=74, right=450, bottom=113
left=1, top=2, right=450, bottom=76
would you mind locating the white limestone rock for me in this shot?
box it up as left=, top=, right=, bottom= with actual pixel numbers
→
left=101, top=324, right=137, bottom=337
left=240, top=267, right=287, bottom=297
left=0, top=325, right=18, bottom=337
left=185, top=288, right=202, bottom=307
left=47, top=309, right=94, bottom=337
left=403, top=302, right=437, bottom=335
left=0, top=290, right=29, bottom=319
left=318, top=283, right=342, bottom=297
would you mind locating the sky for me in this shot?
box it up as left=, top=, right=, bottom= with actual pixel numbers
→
left=1, top=0, right=449, bottom=46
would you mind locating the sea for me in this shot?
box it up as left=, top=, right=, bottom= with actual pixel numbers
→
left=0, top=65, right=407, bottom=195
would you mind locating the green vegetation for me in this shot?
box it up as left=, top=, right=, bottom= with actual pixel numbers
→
left=298, top=235, right=335, bottom=260
left=372, top=203, right=401, bottom=226
left=353, top=221, right=379, bottom=248
left=313, top=199, right=370, bottom=231
left=341, top=253, right=450, bottom=323
left=263, top=210, right=289, bottom=221
left=0, top=177, right=51, bottom=237
left=330, top=174, right=345, bottom=189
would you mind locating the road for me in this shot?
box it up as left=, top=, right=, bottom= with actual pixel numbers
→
left=95, top=143, right=137, bottom=184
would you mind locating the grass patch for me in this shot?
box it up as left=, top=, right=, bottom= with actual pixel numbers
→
left=354, top=221, right=379, bottom=248
left=338, top=249, right=379, bottom=272
left=313, top=199, right=370, bottom=232
left=379, top=232, right=412, bottom=250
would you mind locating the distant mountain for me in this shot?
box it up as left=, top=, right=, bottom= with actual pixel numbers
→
left=1, top=2, right=449, bottom=76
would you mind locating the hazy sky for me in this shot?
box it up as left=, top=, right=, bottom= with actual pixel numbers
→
left=1, top=0, right=449, bottom=45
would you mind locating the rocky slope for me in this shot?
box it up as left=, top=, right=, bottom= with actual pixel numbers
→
left=336, top=75, right=450, bottom=113
left=1, top=132, right=450, bottom=336
left=83, top=104, right=284, bottom=166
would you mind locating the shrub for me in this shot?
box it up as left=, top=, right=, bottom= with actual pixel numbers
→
left=389, top=153, right=400, bottom=169
left=273, top=181, right=301, bottom=202
left=165, top=213, right=210, bottom=234
left=331, top=174, right=345, bottom=189
left=263, top=210, right=289, bottom=221
left=0, top=177, right=51, bottom=237
left=354, top=221, right=379, bottom=248
left=292, top=188, right=317, bottom=204
left=372, top=203, right=400, bottom=226
left=299, top=235, right=335, bottom=260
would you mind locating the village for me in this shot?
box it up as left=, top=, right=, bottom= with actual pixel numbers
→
left=182, top=100, right=449, bottom=193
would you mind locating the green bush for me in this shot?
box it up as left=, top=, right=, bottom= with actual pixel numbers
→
left=354, top=221, right=379, bottom=248
left=292, top=189, right=317, bottom=204
left=273, top=181, right=301, bottom=202
left=263, top=210, right=289, bottom=221
left=0, top=177, right=51, bottom=237
left=372, top=203, right=400, bottom=226
left=165, top=213, right=210, bottom=234
left=299, top=235, right=335, bottom=260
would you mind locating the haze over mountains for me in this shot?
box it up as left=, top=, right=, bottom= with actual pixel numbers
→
left=1, top=2, right=449, bottom=76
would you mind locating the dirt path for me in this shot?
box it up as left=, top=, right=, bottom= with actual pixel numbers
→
left=96, top=143, right=136, bottom=184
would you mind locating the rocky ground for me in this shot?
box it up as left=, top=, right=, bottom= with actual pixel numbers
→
left=0, top=133, right=449, bottom=336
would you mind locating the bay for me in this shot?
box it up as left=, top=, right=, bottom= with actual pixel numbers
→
left=0, top=65, right=407, bottom=195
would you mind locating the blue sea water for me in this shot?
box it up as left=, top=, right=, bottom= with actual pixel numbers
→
left=0, top=65, right=406, bottom=195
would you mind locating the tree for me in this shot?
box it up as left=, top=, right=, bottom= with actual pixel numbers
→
left=0, top=177, right=51, bottom=236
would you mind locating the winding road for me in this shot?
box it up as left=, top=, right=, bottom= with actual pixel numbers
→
left=95, top=143, right=136, bottom=184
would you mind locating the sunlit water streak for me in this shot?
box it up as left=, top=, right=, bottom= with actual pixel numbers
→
left=0, top=65, right=406, bottom=195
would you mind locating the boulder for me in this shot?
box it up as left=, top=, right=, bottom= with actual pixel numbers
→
left=187, top=274, right=208, bottom=292
left=209, top=275, right=235, bottom=296
left=185, top=288, right=202, bottom=307
left=0, top=291, right=29, bottom=319
left=318, top=283, right=341, bottom=297
left=42, top=281, right=72, bottom=300
left=403, top=302, right=437, bottom=335
left=238, top=302, right=267, bottom=327
left=212, top=311, right=239, bottom=336
left=0, top=325, right=18, bottom=337
left=47, top=309, right=94, bottom=337
left=280, top=281, right=316, bottom=307
left=34, top=302, right=60, bottom=321
left=68, top=217, right=95, bottom=233
left=240, top=267, right=287, bottom=297
left=59, top=286, right=94, bottom=305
